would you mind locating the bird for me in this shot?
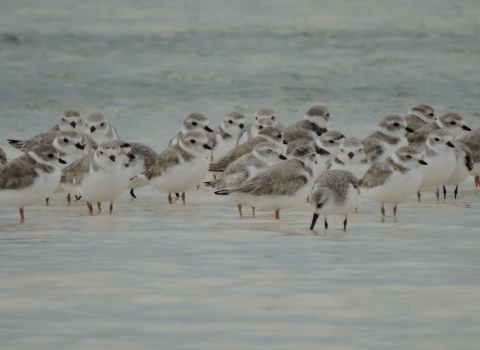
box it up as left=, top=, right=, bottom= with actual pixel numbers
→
left=208, top=112, right=246, bottom=162
left=309, top=170, right=361, bottom=230
left=0, top=148, right=7, bottom=167
left=214, top=145, right=315, bottom=220
left=140, top=131, right=212, bottom=205
left=237, top=107, right=282, bottom=145
left=209, top=127, right=288, bottom=173
left=169, top=112, right=213, bottom=147
left=404, top=104, right=435, bottom=132
left=359, top=146, right=427, bottom=216
left=83, top=113, right=120, bottom=145
left=0, top=144, right=66, bottom=222
left=60, top=141, right=134, bottom=215
left=312, top=131, right=346, bottom=175
left=326, top=137, right=371, bottom=179
left=417, top=130, right=457, bottom=201
left=362, top=114, right=413, bottom=163
left=407, top=113, right=471, bottom=147
left=205, top=141, right=286, bottom=218
left=283, top=105, right=330, bottom=143
left=443, top=141, right=474, bottom=198
left=48, top=110, right=83, bottom=132
left=457, top=127, right=480, bottom=187
left=126, top=142, right=158, bottom=198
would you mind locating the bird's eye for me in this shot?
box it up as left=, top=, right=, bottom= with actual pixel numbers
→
left=64, top=138, right=68, bottom=142
left=48, top=153, right=54, bottom=158
left=100, top=151, right=104, bottom=155
left=329, top=140, right=335, bottom=144
left=271, top=116, right=275, bottom=120
left=340, top=149, right=344, bottom=152
left=228, top=120, right=233, bottom=124
left=259, top=126, right=263, bottom=130
left=358, top=149, right=362, bottom=152
left=406, top=155, right=412, bottom=159
left=393, top=123, right=399, bottom=127
left=100, top=123, right=105, bottom=127
left=277, top=135, right=281, bottom=138
left=450, top=121, right=456, bottom=125
left=267, top=150, right=272, bottom=153
left=429, top=113, right=434, bottom=117
left=192, top=122, right=198, bottom=126
left=435, top=138, right=440, bottom=141
left=326, top=113, right=330, bottom=117
left=190, top=139, right=196, bottom=143
left=62, top=118, right=66, bottom=122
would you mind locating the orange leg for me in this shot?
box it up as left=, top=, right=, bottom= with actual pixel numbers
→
left=436, top=187, right=440, bottom=201
left=168, top=193, right=173, bottom=204
left=196, top=185, right=200, bottom=190
left=67, top=193, right=71, bottom=207
left=275, top=210, right=280, bottom=220
left=381, top=204, right=385, bottom=216
left=306, top=196, right=310, bottom=203
left=252, top=206, right=256, bottom=218
left=393, top=205, right=397, bottom=216
left=19, top=208, right=25, bottom=222
left=213, top=174, right=217, bottom=181
left=97, top=202, right=102, bottom=214
left=417, top=190, right=421, bottom=202
left=87, top=201, right=93, bottom=216
left=181, top=192, right=186, bottom=205
left=109, top=203, right=113, bottom=215
left=475, top=176, right=479, bottom=187
left=45, top=198, right=49, bottom=206
left=237, top=204, right=243, bottom=218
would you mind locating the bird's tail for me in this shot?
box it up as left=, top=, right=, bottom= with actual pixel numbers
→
left=214, top=189, right=233, bottom=195
left=7, top=139, right=28, bottom=152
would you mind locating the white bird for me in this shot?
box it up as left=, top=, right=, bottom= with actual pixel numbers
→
left=404, top=104, right=435, bottom=132
left=127, top=142, right=158, bottom=198
left=83, top=113, right=120, bottom=145
left=209, top=112, right=246, bottom=162
left=443, top=141, right=474, bottom=198
left=326, top=137, right=371, bottom=179
left=457, top=127, right=480, bottom=187
left=283, top=105, right=330, bottom=143
left=169, top=113, right=213, bottom=147
left=237, top=107, right=281, bottom=145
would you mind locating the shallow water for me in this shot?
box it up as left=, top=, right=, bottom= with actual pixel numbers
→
left=1, top=1, right=480, bottom=349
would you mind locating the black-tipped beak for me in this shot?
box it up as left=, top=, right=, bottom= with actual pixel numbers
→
left=59, top=158, right=67, bottom=164
left=203, top=143, right=212, bottom=150
left=418, top=159, right=428, bottom=165
left=109, top=155, right=116, bottom=162
left=239, top=124, right=245, bottom=129
left=446, top=141, right=455, bottom=148
left=75, top=142, right=85, bottom=150
left=283, top=140, right=288, bottom=145
left=405, top=126, right=414, bottom=133
left=126, top=152, right=135, bottom=159
left=348, top=152, right=354, bottom=159
left=279, top=154, right=287, bottom=160
left=310, top=213, right=319, bottom=230
left=204, top=125, right=213, bottom=132
left=70, top=121, right=76, bottom=128
left=462, top=125, right=471, bottom=131
left=90, top=126, right=96, bottom=133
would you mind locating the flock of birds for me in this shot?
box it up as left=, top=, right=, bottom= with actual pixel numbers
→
left=0, top=104, right=479, bottom=230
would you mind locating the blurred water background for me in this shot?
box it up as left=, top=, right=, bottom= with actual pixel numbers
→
left=1, top=0, right=480, bottom=349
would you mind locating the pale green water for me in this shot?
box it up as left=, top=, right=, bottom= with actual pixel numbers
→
left=1, top=1, right=480, bottom=349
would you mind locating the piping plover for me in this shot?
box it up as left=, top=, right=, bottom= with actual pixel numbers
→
left=417, top=130, right=456, bottom=201
left=457, top=127, right=480, bottom=187
left=8, top=130, right=88, bottom=155
left=49, top=110, right=82, bottom=132
left=443, top=141, right=473, bottom=198
left=283, top=105, right=330, bottom=142
left=405, top=104, right=435, bottom=131
left=208, top=112, right=246, bottom=162
left=359, top=146, right=427, bottom=216
left=326, top=137, right=371, bottom=179
left=309, top=170, right=360, bottom=230
left=84, top=113, right=120, bottom=145
left=362, top=115, right=413, bottom=163
left=60, top=141, right=133, bottom=215
left=205, top=141, right=286, bottom=218
left=312, top=131, right=345, bottom=175
left=127, top=142, right=158, bottom=198
left=214, top=146, right=315, bottom=220
left=169, top=113, right=213, bottom=147
left=209, top=127, right=287, bottom=173
left=407, top=113, right=471, bottom=147
left=238, top=108, right=281, bottom=145
left=140, top=131, right=212, bottom=204
left=0, top=145, right=66, bottom=222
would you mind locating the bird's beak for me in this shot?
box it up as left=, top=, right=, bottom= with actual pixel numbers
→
left=90, top=126, right=96, bottom=133
left=70, top=121, right=76, bottom=128
left=310, top=213, right=319, bottom=230
left=446, top=141, right=455, bottom=148
left=462, top=125, right=471, bottom=131
left=203, top=144, right=212, bottom=150
left=348, top=152, right=354, bottom=159
left=109, top=155, right=116, bottom=162
left=59, top=158, right=67, bottom=164
left=405, top=126, right=414, bottom=133
left=239, top=124, right=245, bottom=129
left=283, top=140, right=288, bottom=145
left=75, top=142, right=85, bottom=150
left=418, top=159, right=428, bottom=165
left=279, top=155, right=287, bottom=160
left=204, top=125, right=213, bottom=132
left=126, top=152, right=135, bottom=159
